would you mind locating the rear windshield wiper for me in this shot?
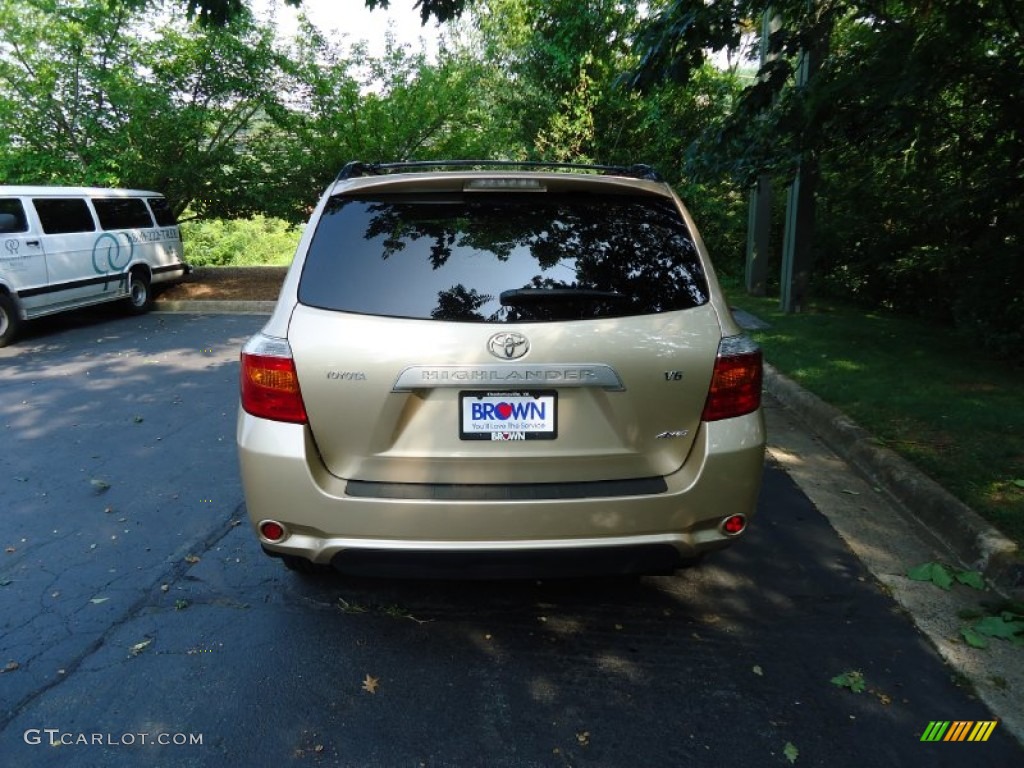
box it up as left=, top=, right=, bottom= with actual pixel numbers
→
left=499, top=288, right=628, bottom=305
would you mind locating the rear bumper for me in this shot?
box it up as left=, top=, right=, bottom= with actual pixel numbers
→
left=152, top=262, right=191, bottom=284
left=237, top=409, right=765, bottom=573
left=264, top=541, right=695, bottom=578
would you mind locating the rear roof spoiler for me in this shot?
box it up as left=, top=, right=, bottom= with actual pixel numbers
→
left=335, top=160, right=663, bottom=183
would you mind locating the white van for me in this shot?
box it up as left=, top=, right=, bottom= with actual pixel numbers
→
left=0, top=186, right=190, bottom=347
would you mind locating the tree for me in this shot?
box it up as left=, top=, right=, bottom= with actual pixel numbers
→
left=173, top=0, right=470, bottom=26
left=0, top=0, right=293, bottom=217
left=254, top=20, right=518, bottom=219
left=630, top=1, right=1023, bottom=353
left=0, top=0, right=510, bottom=221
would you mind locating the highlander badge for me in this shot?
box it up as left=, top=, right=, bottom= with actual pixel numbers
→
left=487, top=332, right=529, bottom=360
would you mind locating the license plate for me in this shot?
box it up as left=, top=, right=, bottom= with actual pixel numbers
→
left=459, top=391, right=557, bottom=441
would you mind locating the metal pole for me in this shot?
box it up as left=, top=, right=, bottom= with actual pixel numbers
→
left=779, top=6, right=825, bottom=313
left=745, top=9, right=780, bottom=297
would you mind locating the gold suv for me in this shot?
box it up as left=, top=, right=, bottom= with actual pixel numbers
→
left=237, top=161, right=765, bottom=577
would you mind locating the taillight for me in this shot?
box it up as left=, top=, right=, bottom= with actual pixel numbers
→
left=701, top=335, right=763, bottom=422
left=240, top=335, right=307, bottom=424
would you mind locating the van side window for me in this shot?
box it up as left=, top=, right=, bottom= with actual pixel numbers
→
left=0, top=198, right=28, bottom=233
left=146, top=197, right=178, bottom=227
left=93, top=197, right=154, bottom=230
left=33, top=198, right=96, bottom=234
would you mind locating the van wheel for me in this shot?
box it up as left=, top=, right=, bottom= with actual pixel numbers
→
left=125, top=270, right=153, bottom=314
left=0, top=293, right=21, bottom=348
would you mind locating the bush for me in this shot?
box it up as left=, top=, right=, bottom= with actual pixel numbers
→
left=180, top=216, right=302, bottom=267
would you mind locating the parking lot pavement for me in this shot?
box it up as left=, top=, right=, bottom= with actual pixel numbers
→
left=0, top=310, right=265, bottom=715
left=1, top=311, right=1022, bottom=767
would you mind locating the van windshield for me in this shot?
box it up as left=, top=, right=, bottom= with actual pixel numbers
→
left=298, top=192, right=709, bottom=323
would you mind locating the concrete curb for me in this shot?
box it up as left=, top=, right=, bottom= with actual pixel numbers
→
left=154, top=299, right=274, bottom=314
left=764, top=363, right=1022, bottom=596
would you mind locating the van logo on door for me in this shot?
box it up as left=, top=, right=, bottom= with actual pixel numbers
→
left=487, top=332, right=529, bottom=360
left=91, top=233, right=134, bottom=274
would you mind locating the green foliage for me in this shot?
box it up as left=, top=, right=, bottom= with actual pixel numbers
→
left=961, top=609, right=1024, bottom=650
left=631, top=1, right=1024, bottom=357
left=11, top=0, right=1017, bottom=359
left=907, top=562, right=955, bottom=591
left=783, top=742, right=799, bottom=764
left=166, top=0, right=468, bottom=27
left=907, top=562, right=985, bottom=592
left=179, top=216, right=300, bottom=267
left=727, top=292, right=1024, bottom=545
left=830, top=670, right=865, bottom=693
left=0, top=0, right=290, bottom=216
left=961, top=627, right=988, bottom=649
left=0, top=1, right=520, bottom=222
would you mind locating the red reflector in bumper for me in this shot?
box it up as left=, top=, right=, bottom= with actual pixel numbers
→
left=260, top=521, right=286, bottom=542
left=721, top=514, right=747, bottom=535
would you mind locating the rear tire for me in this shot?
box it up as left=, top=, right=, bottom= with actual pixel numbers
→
left=0, top=292, right=21, bottom=348
left=125, top=269, right=153, bottom=315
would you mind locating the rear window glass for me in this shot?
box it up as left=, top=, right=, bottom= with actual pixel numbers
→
left=299, top=192, right=709, bottom=322
left=146, top=197, right=177, bottom=227
left=93, top=197, right=154, bottom=230
left=0, top=198, right=28, bottom=233
left=33, top=198, right=95, bottom=234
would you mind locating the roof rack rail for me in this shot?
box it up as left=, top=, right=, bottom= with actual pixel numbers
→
left=336, top=160, right=663, bottom=182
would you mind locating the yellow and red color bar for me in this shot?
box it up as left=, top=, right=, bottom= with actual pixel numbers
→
left=920, top=721, right=998, bottom=742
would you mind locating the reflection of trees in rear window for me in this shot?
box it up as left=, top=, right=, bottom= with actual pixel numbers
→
left=300, top=193, right=709, bottom=322
left=33, top=198, right=96, bottom=234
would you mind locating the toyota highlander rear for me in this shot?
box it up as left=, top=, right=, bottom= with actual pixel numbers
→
left=237, top=161, right=765, bottom=577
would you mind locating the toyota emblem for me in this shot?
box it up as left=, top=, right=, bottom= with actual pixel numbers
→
left=487, top=332, right=529, bottom=360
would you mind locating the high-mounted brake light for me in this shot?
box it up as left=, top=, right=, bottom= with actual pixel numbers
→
left=463, top=178, right=546, bottom=192
left=701, top=335, right=763, bottom=422
left=240, top=335, right=308, bottom=424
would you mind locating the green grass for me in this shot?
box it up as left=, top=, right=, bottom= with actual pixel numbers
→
left=725, top=288, right=1024, bottom=547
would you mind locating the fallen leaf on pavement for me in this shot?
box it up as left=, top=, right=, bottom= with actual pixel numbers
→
left=830, top=670, right=866, bottom=693
left=783, top=741, right=799, bottom=764
left=184, top=554, right=200, bottom=564
left=129, top=639, right=152, bottom=657
left=361, top=674, right=379, bottom=694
